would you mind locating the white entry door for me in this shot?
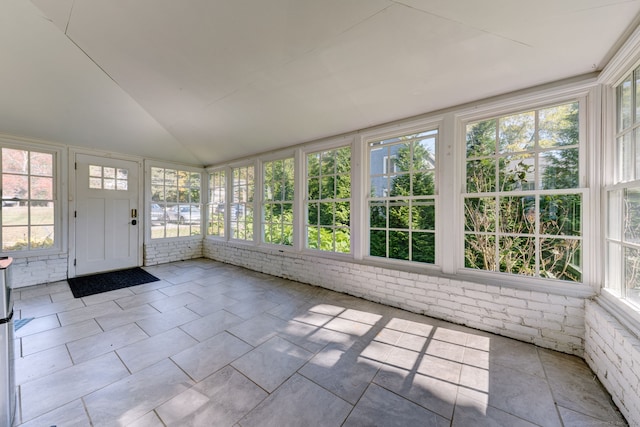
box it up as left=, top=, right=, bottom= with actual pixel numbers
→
left=74, top=154, right=141, bottom=275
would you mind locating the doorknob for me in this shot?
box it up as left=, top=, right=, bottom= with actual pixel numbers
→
left=131, top=219, right=138, bottom=225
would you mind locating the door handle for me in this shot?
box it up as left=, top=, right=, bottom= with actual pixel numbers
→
left=131, top=219, right=137, bottom=225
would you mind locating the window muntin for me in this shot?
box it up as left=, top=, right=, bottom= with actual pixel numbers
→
left=207, top=170, right=226, bottom=238
left=231, top=165, right=254, bottom=241
left=150, top=167, right=201, bottom=238
left=263, top=158, right=294, bottom=246
left=464, top=102, right=582, bottom=282
left=1, top=147, right=56, bottom=252
left=606, top=66, right=640, bottom=307
left=306, top=147, right=351, bottom=253
left=368, top=130, right=437, bottom=263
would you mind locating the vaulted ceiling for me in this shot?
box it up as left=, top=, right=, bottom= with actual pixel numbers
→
left=1, top=0, right=639, bottom=166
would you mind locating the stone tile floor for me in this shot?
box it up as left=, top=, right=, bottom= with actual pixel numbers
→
left=12, top=259, right=627, bottom=426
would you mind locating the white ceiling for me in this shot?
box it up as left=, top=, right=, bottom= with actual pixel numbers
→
left=1, top=0, right=639, bottom=166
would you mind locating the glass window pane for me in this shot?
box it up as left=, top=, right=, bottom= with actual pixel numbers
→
left=320, top=177, right=334, bottom=199
left=370, top=229, right=387, bottom=258
left=321, top=151, right=335, bottom=175
left=104, top=167, right=115, bottom=179
left=412, top=232, right=435, bottom=263
left=607, top=242, right=622, bottom=296
left=499, top=154, right=534, bottom=192
left=30, top=225, right=55, bottom=249
left=499, top=112, right=535, bottom=152
left=3, top=174, right=28, bottom=199
left=30, top=176, right=53, bottom=199
left=30, top=152, right=53, bottom=176
left=465, top=234, right=496, bottom=270
left=117, top=180, right=128, bottom=191
left=540, top=238, right=581, bottom=282
left=466, top=159, right=496, bottom=193
left=89, top=177, right=102, bottom=189
left=411, top=171, right=435, bottom=196
left=389, top=230, right=409, bottom=261
left=538, top=102, right=579, bottom=148
left=370, top=201, right=387, bottom=229
left=416, top=136, right=436, bottom=170
left=2, top=148, right=28, bottom=174
left=624, top=188, right=640, bottom=244
left=540, top=148, right=579, bottom=189
left=335, top=228, right=350, bottom=253
left=464, top=197, right=496, bottom=233
left=319, top=202, right=333, bottom=226
left=499, top=196, right=535, bottom=234
left=30, top=203, right=54, bottom=225
left=412, top=200, right=435, bottom=231
left=466, top=120, right=496, bottom=158
left=619, top=133, right=634, bottom=182
left=104, top=179, right=116, bottom=190
left=540, top=194, right=581, bottom=236
left=2, top=226, right=28, bottom=251
left=307, top=153, right=320, bottom=177
left=499, top=236, right=535, bottom=275
left=3, top=204, right=27, bottom=225
left=625, top=246, right=640, bottom=296
left=608, top=190, right=622, bottom=241
left=618, top=75, right=632, bottom=132
left=389, top=200, right=409, bottom=229
left=89, top=165, right=102, bottom=177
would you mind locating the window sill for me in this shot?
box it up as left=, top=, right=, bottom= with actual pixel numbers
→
left=598, top=290, right=640, bottom=340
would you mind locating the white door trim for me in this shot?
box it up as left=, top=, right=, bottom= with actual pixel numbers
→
left=68, top=148, right=144, bottom=278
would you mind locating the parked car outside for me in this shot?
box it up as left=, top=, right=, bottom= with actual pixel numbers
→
left=166, top=205, right=201, bottom=224
left=150, top=204, right=166, bottom=225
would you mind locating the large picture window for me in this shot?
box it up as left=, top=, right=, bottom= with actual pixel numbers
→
left=606, top=67, right=640, bottom=307
left=150, top=166, right=202, bottom=238
left=263, top=158, right=294, bottom=245
left=368, top=130, right=437, bottom=263
left=306, top=147, right=351, bottom=253
left=464, top=102, right=582, bottom=282
left=1, top=147, right=56, bottom=252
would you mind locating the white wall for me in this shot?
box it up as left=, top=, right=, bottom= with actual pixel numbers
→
left=144, top=239, right=203, bottom=266
left=585, top=301, right=640, bottom=425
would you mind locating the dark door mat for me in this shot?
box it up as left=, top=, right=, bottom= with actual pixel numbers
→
left=67, top=267, right=160, bottom=298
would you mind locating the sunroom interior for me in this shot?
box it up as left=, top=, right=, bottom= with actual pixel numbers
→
left=3, top=0, right=640, bottom=425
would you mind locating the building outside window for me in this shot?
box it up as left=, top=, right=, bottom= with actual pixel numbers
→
left=263, top=158, right=294, bottom=246
left=230, top=165, right=254, bottom=241
left=207, top=170, right=226, bottom=238
left=368, top=129, right=437, bottom=263
left=606, top=67, right=640, bottom=307
left=463, top=101, right=583, bottom=282
left=150, top=166, right=202, bottom=238
left=306, top=146, right=351, bottom=253
left=1, top=147, right=56, bottom=252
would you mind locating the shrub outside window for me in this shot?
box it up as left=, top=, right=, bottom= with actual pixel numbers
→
left=263, top=158, right=294, bottom=245
left=306, top=147, right=351, bottom=253
left=1, top=147, right=56, bottom=252
left=150, top=167, right=201, bottom=238
left=368, top=130, right=437, bottom=263
left=207, top=170, right=225, bottom=238
left=464, top=102, right=583, bottom=282
left=606, top=67, right=640, bottom=307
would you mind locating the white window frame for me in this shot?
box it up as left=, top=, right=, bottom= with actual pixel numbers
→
left=206, top=167, right=227, bottom=239
left=454, top=82, right=598, bottom=294
left=145, top=161, right=204, bottom=241
left=600, top=25, right=640, bottom=330
left=261, top=152, right=295, bottom=248
left=362, top=122, right=440, bottom=267
left=229, top=161, right=257, bottom=243
left=300, top=137, right=354, bottom=257
left=0, top=137, right=65, bottom=256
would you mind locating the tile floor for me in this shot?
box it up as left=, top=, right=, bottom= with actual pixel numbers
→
left=11, top=258, right=627, bottom=427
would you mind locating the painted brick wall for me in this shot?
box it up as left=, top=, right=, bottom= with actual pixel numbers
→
left=144, top=239, right=203, bottom=266
left=204, top=240, right=586, bottom=355
left=585, top=301, right=640, bottom=426
left=9, top=254, right=68, bottom=288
